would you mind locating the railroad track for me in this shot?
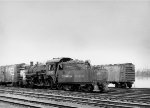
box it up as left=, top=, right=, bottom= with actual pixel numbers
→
left=0, top=88, right=77, bottom=108
left=0, top=87, right=150, bottom=108
left=0, top=94, right=77, bottom=108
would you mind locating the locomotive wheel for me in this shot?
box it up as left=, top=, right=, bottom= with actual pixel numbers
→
left=29, top=77, right=35, bottom=88
left=39, top=80, right=44, bottom=86
left=62, top=85, right=68, bottom=91
left=80, top=84, right=94, bottom=92
left=30, top=81, right=35, bottom=88
left=86, top=85, right=94, bottom=92
left=44, top=77, right=53, bottom=89
left=70, top=85, right=80, bottom=91
left=63, top=85, right=72, bottom=91
left=48, top=79, right=53, bottom=89
left=44, top=79, right=49, bottom=86
left=57, top=84, right=63, bottom=90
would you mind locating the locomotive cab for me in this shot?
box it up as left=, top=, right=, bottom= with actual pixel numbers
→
left=46, top=57, right=73, bottom=87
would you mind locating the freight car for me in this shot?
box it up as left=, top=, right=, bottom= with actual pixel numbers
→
left=24, top=57, right=108, bottom=92
left=96, top=63, right=135, bottom=88
left=0, top=63, right=25, bottom=86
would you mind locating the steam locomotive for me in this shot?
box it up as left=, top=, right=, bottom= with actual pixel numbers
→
left=0, top=57, right=108, bottom=92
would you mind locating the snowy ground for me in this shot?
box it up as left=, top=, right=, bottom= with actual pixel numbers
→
left=108, top=77, right=150, bottom=88
left=134, top=77, right=150, bottom=88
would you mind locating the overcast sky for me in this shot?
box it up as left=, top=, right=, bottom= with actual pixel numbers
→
left=0, top=0, right=150, bottom=69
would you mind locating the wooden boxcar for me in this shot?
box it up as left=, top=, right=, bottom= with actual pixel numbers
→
left=4, top=65, right=16, bottom=83
left=0, top=66, right=5, bottom=84
left=0, top=63, right=25, bottom=86
left=97, top=63, right=135, bottom=88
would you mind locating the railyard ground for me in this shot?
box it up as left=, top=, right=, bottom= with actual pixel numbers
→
left=0, top=102, right=25, bottom=108
left=0, top=86, right=150, bottom=108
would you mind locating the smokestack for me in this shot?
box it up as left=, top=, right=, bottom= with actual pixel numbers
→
left=30, top=61, right=33, bottom=66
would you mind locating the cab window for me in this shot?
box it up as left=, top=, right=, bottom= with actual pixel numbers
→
left=49, top=64, right=55, bottom=71
left=58, top=64, right=63, bottom=70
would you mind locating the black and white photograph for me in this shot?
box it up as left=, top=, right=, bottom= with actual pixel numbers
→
left=0, top=0, right=150, bottom=107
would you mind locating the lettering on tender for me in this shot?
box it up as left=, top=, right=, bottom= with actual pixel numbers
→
left=62, top=75, right=72, bottom=78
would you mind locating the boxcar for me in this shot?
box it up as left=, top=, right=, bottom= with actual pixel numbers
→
left=4, top=65, right=16, bottom=83
left=97, top=63, right=135, bottom=88
left=0, top=66, right=5, bottom=84
left=0, top=63, right=25, bottom=86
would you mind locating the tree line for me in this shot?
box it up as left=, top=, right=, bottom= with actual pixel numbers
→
left=136, top=69, right=150, bottom=78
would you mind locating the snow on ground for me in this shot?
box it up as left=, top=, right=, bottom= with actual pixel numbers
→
left=108, top=77, right=150, bottom=88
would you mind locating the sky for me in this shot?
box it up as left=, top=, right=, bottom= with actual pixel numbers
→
left=0, top=0, right=150, bottom=69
